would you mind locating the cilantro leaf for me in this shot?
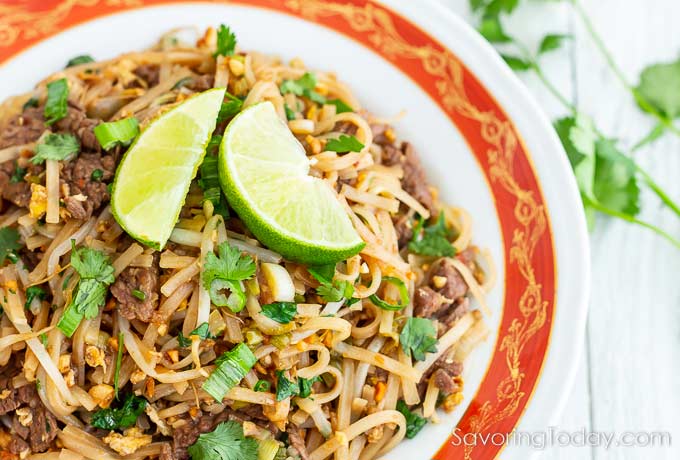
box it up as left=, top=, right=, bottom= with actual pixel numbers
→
left=214, top=24, right=237, bottom=58
left=284, top=104, right=296, bottom=120
left=66, top=55, right=94, bottom=67
left=408, top=212, right=455, bottom=257
left=554, top=115, right=597, bottom=201
left=188, top=421, right=258, bottom=460
left=538, top=34, right=571, bottom=55
left=307, top=264, right=335, bottom=285
left=44, top=78, right=69, bottom=125
left=0, top=227, right=21, bottom=265
left=202, top=242, right=255, bottom=312
left=261, top=302, right=297, bottom=324
left=326, top=99, right=353, bottom=113
left=501, top=54, right=532, bottom=72
left=325, top=135, right=364, bottom=153
left=23, top=96, right=38, bottom=111
left=592, top=139, right=640, bottom=216
left=298, top=375, right=321, bottom=399
left=178, top=322, right=214, bottom=347
left=91, top=393, right=146, bottom=430
left=636, top=58, right=680, bottom=119
left=275, top=370, right=299, bottom=401
left=400, top=317, right=438, bottom=361
left=31, top=133, right=80, bottom=164
left=274, top=371, right=319, bottom=401
left=316, top=280, right=353, bottom=303
left=478, top=16, right=512, bottom=43
left=396, top=400, right=428, bottom=439
left=25, top=286, right=46, bottom=309
left=279, top=72, right=327, bottom=105
left=57, top=242, right=114, bottom=336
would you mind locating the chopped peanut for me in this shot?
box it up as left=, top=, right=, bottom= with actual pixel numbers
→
left=145, top=377, right=156, bottom=399
left=0, top=390, right=11, bottom=400
left=442, top=392, right=464, bottom=413
left=366, top=424, right=384, bottom=443
left=167, top=349, right=179, bottom=363
left=130, top=369, right=146, bottom=384
left=384, top=128, right=396, bottom=143
left=15, top=408, right=32, bottom=427
left=89, top=384, right=115, bottom=409
left=58, top=354, right=72, bottom=373
left=432, top=276, right=447, bottom=289
left=85, top=346, right=106, bottom=371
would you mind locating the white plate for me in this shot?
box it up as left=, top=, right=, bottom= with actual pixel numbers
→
left=0, top=1, right=590, bottom=458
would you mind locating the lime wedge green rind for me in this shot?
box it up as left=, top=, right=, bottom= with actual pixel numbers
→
left=218, top=102, right=365, bottom=264
left=111, top=88, right=226, bottom=249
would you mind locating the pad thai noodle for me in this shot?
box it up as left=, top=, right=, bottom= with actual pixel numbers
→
left=0, top=26, right=494, bottom=460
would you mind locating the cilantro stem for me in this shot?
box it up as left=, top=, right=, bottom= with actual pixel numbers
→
left=584, top=197, right=680, bottom=250
left=571, top=0, right=680, bottom=139
left=635, top=165, right=680, bottom=219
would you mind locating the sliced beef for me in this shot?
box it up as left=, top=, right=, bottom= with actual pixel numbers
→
left=110, top=255, right=160, bottom=323
left=0, top=107, right=45, bottom=149
left=414, top=286, right=449, bottom=319
left=381, top=143, right=402, bottom=167
left=61, top=153, right=115, bottom=219
left=53, top=105, right=101, bottom=152
left=159, top=442, right=176, bottom=460
left=401, top=142, right=435, bottom=213
left=392, top=214, right=413, bottom=248
left=333, top=121, right=358, bottom=136
left=134, top=64, right=160, bottom=87
left=0, top=160, right=31, bottom=207
left=186, top=74, right=215, bottom=92
left=414, top=258, right=470, bottom=334
left=418, top=353, right=463, bottom=396
left=3, top=383, right=58, bottom=454
left=287, top=426, right=310, bottom=460
left=431, top=258, right=467, bottom=301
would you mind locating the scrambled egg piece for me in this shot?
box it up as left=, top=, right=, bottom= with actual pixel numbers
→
left=29, top=183, right=47, bottom=219
left=103, top=427, right=152, bottom=455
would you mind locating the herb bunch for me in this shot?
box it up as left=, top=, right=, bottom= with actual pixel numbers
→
left=472, top=0, right=680, bottom=248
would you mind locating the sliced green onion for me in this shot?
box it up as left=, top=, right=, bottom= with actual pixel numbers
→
left=202, top=343, right=256, bottom=402
left=44, top=78, right=69, bottom=125
left=258, top=439, right=281, bottom=460
left=114, top=332, right=124, bottom=399
left=208, top=279, right=246, bottom=312
left=94, top=118, right=139, bottom=150
left=326, top=99, right=353, bottom=113
left=131, top=289, right=146, bottom=301
left=369, top=276, right=409, bottom=311
left=66, top=55, right=94, bottom=67
left=56, top=303, right=85, bottom=337
left=254, top=380, right=271, bottom=392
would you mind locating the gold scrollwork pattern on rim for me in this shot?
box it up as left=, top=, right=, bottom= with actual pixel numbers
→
left=283, top=1, right=550, bottom=458
left=0, top=0, right=141, bottom=48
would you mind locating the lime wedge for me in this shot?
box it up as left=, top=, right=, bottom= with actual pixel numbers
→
left=218, top=102, right=365, bottom=264
left=111, top=88, right=225, bottom=249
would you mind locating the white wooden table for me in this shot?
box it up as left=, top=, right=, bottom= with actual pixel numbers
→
left=437, top=1, right=680, bottom=458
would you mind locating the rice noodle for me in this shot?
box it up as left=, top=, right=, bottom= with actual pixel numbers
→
left=45, top=159, right=60, bottom=224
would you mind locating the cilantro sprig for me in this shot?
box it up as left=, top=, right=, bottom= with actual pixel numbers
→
left=214, top=24, right=237, bottom=58
left=471, top=0, right=680, bottom=250
left=275, top=371, right=320, bottom=401
left=280, top=72, right=326, bottom=104
left=400, top=317, right=438, bottom=362
left=31, top=133, right=80, bottom=164
left=91, top=393, right=146, bottom=430
left=188, top=421, right=258, bottom=460
left=408, top=212, right=455, bottom=257
left=202, top=242, right=256, bottom=312
left=396, top=400, right=428, bottom=439
left=325, top=135, right=364, bottom=153
left=178, top=322, right=214, bottom=347
left=44, top=78, right=69, bottom=125
left=57, top=241, right=115, bottom=337
left=261, top=302, right=297, bottom=324
left=308, top=264, right=356, bottom=304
